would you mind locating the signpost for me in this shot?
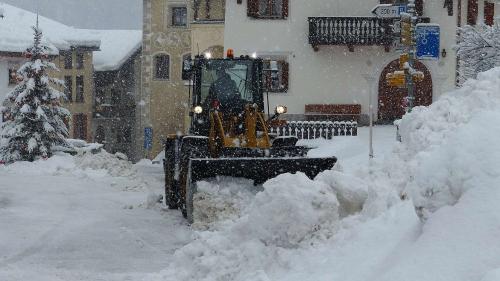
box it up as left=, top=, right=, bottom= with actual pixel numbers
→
left=416, top=24, right=440, bottom=60
left=371, top=4, right=407, bottom=18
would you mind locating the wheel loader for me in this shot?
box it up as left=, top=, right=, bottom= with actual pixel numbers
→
left=163, top=52, right=337, bottom=223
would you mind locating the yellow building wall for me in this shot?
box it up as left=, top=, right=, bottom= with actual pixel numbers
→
left=53, top=50, right=95, bottom=142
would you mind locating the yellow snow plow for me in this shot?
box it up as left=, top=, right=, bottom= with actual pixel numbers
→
left=164, top=54, right=337, bottom=222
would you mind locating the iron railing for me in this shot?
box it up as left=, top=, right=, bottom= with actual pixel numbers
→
left=308, top=17, right=393, bottom=47
left=270, top=121, right=357, bottom=140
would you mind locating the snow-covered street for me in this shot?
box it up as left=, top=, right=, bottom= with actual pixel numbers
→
left=0, top=126, right=395, bottom=280
left=0, top=154, right=192, bottom=281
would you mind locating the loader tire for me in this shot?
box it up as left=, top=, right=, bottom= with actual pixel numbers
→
left=164, top=140, right=178, bottom=210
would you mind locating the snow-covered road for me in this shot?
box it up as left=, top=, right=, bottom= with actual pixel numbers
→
left=0, top=126, right=398, bottom=280
left=0, top=156, right=192, bottom=281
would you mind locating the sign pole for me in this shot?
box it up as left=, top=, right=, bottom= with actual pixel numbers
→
left=406, top=0, right=416, bottom=113
left=363, top=74, right=375, bottom=160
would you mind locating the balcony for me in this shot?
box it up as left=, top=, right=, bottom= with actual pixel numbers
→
left=308, top=17, right=394, bottom=50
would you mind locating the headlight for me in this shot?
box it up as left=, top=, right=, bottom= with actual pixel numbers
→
left=275, top=105, right=287, bottom=114
left=193, top=106, right=203, bottom=114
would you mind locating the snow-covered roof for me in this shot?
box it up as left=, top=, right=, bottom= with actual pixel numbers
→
left=78, top=29, right=142, bottom=72
left=0, top=3, right=100, bottom=55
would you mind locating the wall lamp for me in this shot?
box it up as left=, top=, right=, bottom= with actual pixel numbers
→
left=441, top=49, right=447, bottom=58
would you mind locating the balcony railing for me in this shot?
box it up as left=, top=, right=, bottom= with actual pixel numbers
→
left=308, top=17, right=394, bottom=47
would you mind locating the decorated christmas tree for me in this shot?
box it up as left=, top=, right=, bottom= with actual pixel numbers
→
left=456, top=21, right=500, bottom=85
left=0, top=20, right=71, bottom=162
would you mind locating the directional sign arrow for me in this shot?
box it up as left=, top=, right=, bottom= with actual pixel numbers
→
left=372, top=4, right=407, bottom=18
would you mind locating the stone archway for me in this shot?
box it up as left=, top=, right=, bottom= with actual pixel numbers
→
left=378, top=59, right=433, bottom=122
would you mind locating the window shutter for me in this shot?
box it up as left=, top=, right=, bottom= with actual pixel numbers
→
left=415, top=0, right=423, bottom=16
left=485, top=2, right=495, bottom=26
left=281, top=61, right=289, bottom=92
left=467, top=0, right=478, bottom=25
left=247, top=0, right=259, bottom=18
left=282, top=0, right=289, bottom=18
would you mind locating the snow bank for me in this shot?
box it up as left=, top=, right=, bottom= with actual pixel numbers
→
left=397, top=68, right=500, bottom=216
left=150, top=67, right=500, bottom=281
left=1, top=150, right=137, bottom=179
left=75, top=150, right=137, bottom=178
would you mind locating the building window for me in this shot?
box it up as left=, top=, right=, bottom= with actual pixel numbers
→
left=76, top=52, right=85, bottom=69
left=182, top=53, right=192, bottom=80
left=8, top=69, right=18, bottom=85
left=64, top=76, right=73, bottom=102
left=248, top=0, right=288, bottom=19
left=63, top=51, right=72, bottom=69
left=154, top=54, right=170, bottom=80
left=172, top=7, right=187, bottom=26
left=76, top=76, right=84, bottom=103
left=123, top=127, right=132, bottom=143
left=73, top=113, right=87, bottom=140
left=263, top=59, right=289, bottom=93
left=111, top=89, right=121, bottom=105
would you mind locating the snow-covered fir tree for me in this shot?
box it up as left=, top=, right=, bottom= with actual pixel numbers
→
left=0, top=23, right=70, bottom=162
left=456, top=21, right=500, bottom=85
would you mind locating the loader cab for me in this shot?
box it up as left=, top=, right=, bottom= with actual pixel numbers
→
left=190, top=57, right=264, bottom=135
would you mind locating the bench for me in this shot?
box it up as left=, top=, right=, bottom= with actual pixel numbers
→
left=305, top=104, right=361, bottom=122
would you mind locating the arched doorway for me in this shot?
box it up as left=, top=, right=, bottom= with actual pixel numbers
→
left=378, top=59, right=433, bottom=122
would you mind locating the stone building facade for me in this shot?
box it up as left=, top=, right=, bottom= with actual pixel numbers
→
left=141, top=0, right=225, bottom=158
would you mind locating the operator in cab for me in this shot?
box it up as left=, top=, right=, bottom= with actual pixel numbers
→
left=208, top=68, right=242, bottom=113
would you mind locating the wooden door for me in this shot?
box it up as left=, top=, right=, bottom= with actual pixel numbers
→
left=378, top=59, right=433, bottom=122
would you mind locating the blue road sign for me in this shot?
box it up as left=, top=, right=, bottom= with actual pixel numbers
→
left=144, top=127, right=153, bottom=150
left=416, top=24, right=440, bottom=60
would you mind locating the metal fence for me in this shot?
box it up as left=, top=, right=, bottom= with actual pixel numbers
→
left=270, top=121, right=357, bottom=140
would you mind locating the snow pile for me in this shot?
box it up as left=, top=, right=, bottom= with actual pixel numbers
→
left=233, top=173, right=339, bottom=248
left=1, top=150, right=137, bottom=179
left=75, top=150, right=138, bottom=178
left=396, top=68, right=500, bottom=216
left=192, top=177, right=259, bottom=230
left=153, top=173, right=342, bottom=281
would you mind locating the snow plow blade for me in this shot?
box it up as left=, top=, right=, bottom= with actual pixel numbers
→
left=185, top=156, right=337, bottom=223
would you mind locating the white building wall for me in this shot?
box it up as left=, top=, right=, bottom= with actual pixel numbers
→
left=224, top=0, right=469, bottom=120
left=0, top=57, right=26, bottom=125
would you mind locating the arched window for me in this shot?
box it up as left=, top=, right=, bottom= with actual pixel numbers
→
left=154, top=54, right=170, bottom=80
left=182, top=53, right=192, bottom=80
